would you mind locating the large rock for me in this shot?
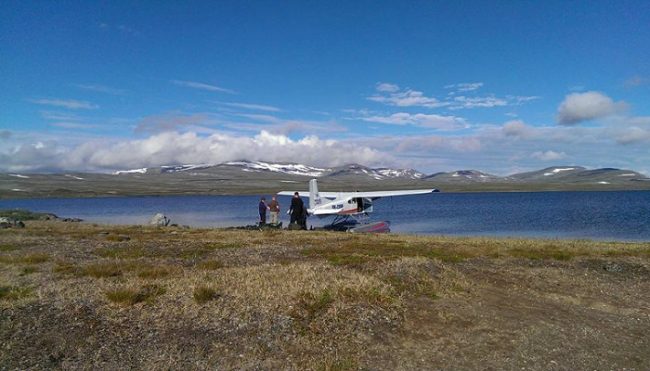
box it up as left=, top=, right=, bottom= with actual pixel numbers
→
left=149, top=213, right=171, bottom=227
left=0, top=217, right=25, bottom=229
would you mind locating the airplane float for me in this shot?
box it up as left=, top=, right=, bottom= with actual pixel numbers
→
left=278, top=179, right=438, bottom=233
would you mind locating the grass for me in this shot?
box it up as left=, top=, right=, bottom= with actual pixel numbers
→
left=136, top=265, right=173, bottom=279
left=0, top=253, right=50, bottom=265
left=198, top=259, right=224, bottom=270
left=0, top=244, right=18, bottom=252
left=0, top=209, right=53, bottom=221
left=0, top=285, right=33, bottom=300
left=105, top=284, right=166, bottom=305
left=193, top=286, right=220, bottom=304
left=20, top=266, right=38, bottom=275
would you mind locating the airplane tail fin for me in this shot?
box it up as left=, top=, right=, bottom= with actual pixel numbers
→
left=309, top=178, right=321, bottom=210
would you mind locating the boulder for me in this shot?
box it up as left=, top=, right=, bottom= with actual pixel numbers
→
left=150, top=213, right=171, bottom=227
left=0, top=217, right=25, bottom=229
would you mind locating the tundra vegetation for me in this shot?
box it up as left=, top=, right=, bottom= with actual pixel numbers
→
left=1, top=221, right=649, bottom=370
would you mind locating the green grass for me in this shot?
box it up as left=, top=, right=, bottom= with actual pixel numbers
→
left=0, top=209, right=53, bottom=221
left=0, top=285, right=33, bottom=300
left=105, top=284, right=165, bottom=305
left=193, top=286, right=220, bottom=304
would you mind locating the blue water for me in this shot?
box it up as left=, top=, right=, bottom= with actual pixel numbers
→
left=1, top=191, right=649, bottom=241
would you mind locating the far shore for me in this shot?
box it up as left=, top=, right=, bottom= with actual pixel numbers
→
left=1, top=220, right=649, bottom=369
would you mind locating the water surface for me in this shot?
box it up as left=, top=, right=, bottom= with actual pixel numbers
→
left=1, top=191, right=649, bottom=241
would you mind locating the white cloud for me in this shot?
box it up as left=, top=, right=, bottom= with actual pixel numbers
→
left=445, top=82, right=483, bottom=92
left=360, top=113, right=467, bottom=130
left=73, top=84, right=126, bottom=95
left=368, top=89, right=448, bottom=108
left=368, top=83, right=537, bottom=110
left=376, top=82, right=400, bottom=92
left=171, top=80, right=235, bottom=94
left=531, top=150, right=567, bottom=161
left=0, top=131, right=386, bottom=172
left=29, top=98, right=98, bottom=110
left=217, top=101, right=281, bottom=112
left=134, top=113, right=213, bottom=134
left=502, top=120, right=535, bottom=139
left=615, top=127, right=650, bottom=145
left=556, top=91, right=624, bottom=125
left=450, top=95, right=508, bottom=109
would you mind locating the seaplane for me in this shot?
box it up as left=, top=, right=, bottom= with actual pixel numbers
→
left=278, top=179, right=438, bottom=233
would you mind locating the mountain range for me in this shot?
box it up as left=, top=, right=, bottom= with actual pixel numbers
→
left=2, top=161, right=649, bottom=199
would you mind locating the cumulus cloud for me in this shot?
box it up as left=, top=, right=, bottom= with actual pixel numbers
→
left=376, top=82, right=400, bottom=92
left=0, top=130, right=11, bottom=140
left=556, top=91, right=624, bottom=125
left=360, top=113, right=467, bottom=130
left=502, top=120, right=535, bottom=139
left=531, top=150, right=567, bottom=161
left=0, top=131, right=387, bottom=172
left=615, top=127, right=650, bottom=145
left=29, top=98, right=98, bottom=110
left=171, top=80, right=235, bottom=94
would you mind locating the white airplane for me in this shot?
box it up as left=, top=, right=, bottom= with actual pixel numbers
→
left=278, top=179, right=438, bottom=232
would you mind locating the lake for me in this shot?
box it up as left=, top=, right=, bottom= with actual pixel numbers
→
left=1, top=191, right=649, bottom=241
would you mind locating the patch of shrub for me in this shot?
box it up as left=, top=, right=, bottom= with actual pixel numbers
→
left=105, top=284, right=165, bottom=305
left=0, top=253, right=50, bottom=265
left=198, top=260, right=224, bottom=270
left=0, top=244, right=18, bottom=252
left=83, top=262, right=123, bottom=278
left=21, top=266, right=38, bottom=275
left=193, top=286, right=220, bottom=304
left=137, top=266, right=172, bottom=279
left=0, top=285, right=32, bottom=300
left=95, top=246, right=148, bottom=259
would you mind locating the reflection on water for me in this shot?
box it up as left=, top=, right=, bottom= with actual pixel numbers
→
left=1, top=191, right=649, bottom=241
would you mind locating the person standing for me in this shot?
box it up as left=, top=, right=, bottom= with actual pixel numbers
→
left=289, top=192, right=304, bottom=226
left=258, top=196, right=268, bottom=225
left=268, top=195, right=280, bottom=225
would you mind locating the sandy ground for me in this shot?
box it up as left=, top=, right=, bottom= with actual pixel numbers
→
left=1, top=221, right=649, bottom=370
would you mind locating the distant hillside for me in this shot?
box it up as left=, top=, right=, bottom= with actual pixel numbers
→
left=2, top=161, right=650, bottom=198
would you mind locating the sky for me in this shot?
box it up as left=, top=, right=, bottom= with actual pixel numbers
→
left=1, top=1, right=649, bottom=175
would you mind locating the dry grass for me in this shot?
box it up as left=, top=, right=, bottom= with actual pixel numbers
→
left=105, top=284, right=166, bottom=305
left=1, top=221, right=649, bottom=370
left=192, top=285, right=219, bottom=304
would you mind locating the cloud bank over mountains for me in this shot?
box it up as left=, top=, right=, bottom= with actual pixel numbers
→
left=2, top=81, right=649, bottom=176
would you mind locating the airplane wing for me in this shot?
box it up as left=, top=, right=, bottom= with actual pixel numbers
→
left=279, top=189, right=437, bottom=199
left=277, top=191, right=307, bottom=196
left=338, top=189, right=438, bottom=199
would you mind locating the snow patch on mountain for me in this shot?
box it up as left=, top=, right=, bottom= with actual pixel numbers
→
left=543, top=167, right=577, bottom=176
left=114, top=168, right=148, bottom=175
left=225, top=161, right=329, bottom=177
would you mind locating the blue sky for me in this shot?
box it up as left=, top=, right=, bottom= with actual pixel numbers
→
left=1, top=1, right=649, bottom=174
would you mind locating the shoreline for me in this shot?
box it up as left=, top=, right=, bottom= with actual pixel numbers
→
left=1, top=221, right=649, bottom=369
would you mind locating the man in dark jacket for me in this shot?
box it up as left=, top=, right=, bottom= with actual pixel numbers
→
left=258, top=196, right=268, bottom=225
left=289, top=192, right=304, bottom=226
